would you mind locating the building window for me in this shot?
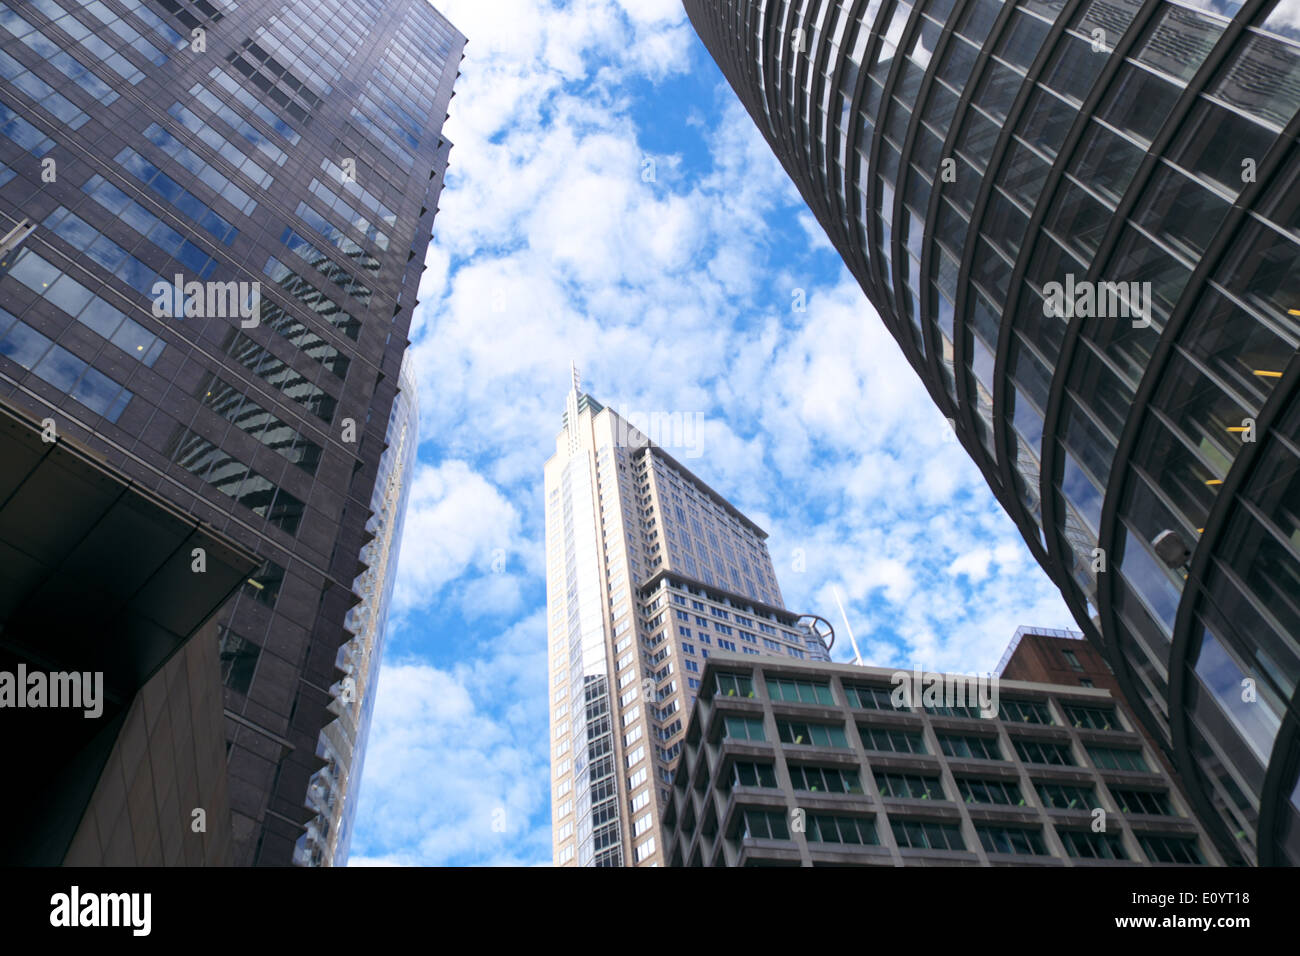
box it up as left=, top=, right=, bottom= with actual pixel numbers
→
left=924, top=702, right=985, bottom=719
left=791, top=764, right=863, bottom=794
left=0, top=310, right=134, bottom=422
left=1086, top=745, right=1148, bottom=772
left=715, top=672, right=754, bottom=698
left=956, top=777, right=1024, bottom=806
left=732, top=761, right=778, bottom=789
left=197, top=373, right=323, bottom=476
left=892, top=819, right=965, bottom=851
left=977, top=824, right=1047, bottom=856
left=737, top=808, right=789, bottom=841
left=1035, top=781, right=1094, bottom=809
left=807, top=814, right=878, bottom=845
left=859, top=726, right=927, bottom=754
left=6, top=251, right=164, bottom=366
left=845, top=684, right=910, bottom=711
left=722, top=715, right=766, bottom=743
left=999, top=698, right=1055, bottom=724
left=1139, top=834, right=1204, bottom=864
left=777, top=720, right=848, bottom=748
left=218, top=627, right=260, bottom=695
left=939, top=734, right=1002, bottom=760
left=1058, top=829, right=1127, bottom=860
left=1064, top=703, right=1119, bottom=730
left=1062, top=648, right=1084, bottom=671
left=244, top=559, right=285, bottom=607
left=165, top=427, right=306, bottom=535
left=1110, top=788, right=1173, bottom=816
left=765, top=677, right=834, bottom=705
left=875, top=772, right=944, bottom=800
left=1013, top=738, right=1075, bottom=765
left=634, top=835, right=656, bottom=862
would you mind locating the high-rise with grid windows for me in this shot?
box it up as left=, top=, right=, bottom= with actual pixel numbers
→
left=665, top=652, right=1221, bottom=866
left=545, top=375, right=832, bottom=866
left=0, top=0, right=462, bottom=865
left=683, top=0, right=1300, bottom=864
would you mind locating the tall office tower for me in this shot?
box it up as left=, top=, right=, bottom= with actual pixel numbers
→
left=296, top=353, right=419, bottom=867
left=665, top=654, right=1221, bottom=866
left=545, top=374, right=831, bottom=866
left=0, top=0, right=463, bottom=864
left=683, top=0, right=1300, bottom=864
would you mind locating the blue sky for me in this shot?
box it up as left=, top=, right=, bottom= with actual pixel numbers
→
left=346, top=0, right=1075, bottom=867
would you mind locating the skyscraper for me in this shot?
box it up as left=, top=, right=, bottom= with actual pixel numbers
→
left=683, top=0, right=1300, bottom=864
left=0, top=0, right=462, bottom=864
left=545, top=373, right=831, bottom=866
left=296, top=352, right=420, bottom=867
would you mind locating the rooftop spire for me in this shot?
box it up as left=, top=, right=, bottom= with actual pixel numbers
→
left=570, top=360, right=581, bottom=395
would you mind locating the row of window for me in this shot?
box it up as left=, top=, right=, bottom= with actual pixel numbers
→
left=196, top=372, right=324, bottom=476
left=222, top=328, right=339, bottom=424
left=0, top=3, right=120, bottom=109
left=722, top=672, right=1119, bottom=728
left=263, top=256, right=362, bottom=340
left=166, top=100, right=274, bottom=189
left=165, top=425, right=306, bottom=535
left=720, top=711, right=1149, bottom=770
left=116, top=147, right=240, bottom=246
left=81, top=174, right=219, bottom=278
left=280, top=227, right=372, bottom=305
left=294, top=201, right=381, bottom=276
left=0, top=0, right=160, bottom=94
left=184, top=79, right=288, bottom=167
left=0, top=305, right=132, bottom=421
left=731, top=806, right=1201, bottom=861
left=6, top=248, right=164, bottom=366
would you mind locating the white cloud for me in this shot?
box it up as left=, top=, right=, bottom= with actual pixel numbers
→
left=393, top=460, right=523, bottom=614
left=348, top=613, right=550, bottom=866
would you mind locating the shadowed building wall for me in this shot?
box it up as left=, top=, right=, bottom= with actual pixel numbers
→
left=0, top=0, right=463, bottom=864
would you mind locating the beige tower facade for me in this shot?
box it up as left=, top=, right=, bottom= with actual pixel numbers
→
left=545, top=376, right=830, bottom=866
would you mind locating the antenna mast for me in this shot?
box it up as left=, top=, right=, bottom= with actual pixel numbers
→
left=832, top=586, right=865, bottom=666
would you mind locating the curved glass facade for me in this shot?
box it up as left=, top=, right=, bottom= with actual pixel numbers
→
left=295, top=354, right=420, bottom=866
left=685, top=0, right=1300, bottom=864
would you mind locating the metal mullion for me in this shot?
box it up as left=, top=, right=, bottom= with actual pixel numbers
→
left=924, top=1, right=1060, bottom=534
left=838, top=0, right=898, bottom=305
left=1163, top=352, right=1300, bottom=865
left=811, top=0, right=869, bottom=250
left=985, top=3, right=1169, bottom=595
left=790, top=0, right=836, bottom=223
left=1037, top=0, right=1272, bottom=651
left=904, top=4, right=981, bottom=425
left=872, top=0, right=945, bottom=368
